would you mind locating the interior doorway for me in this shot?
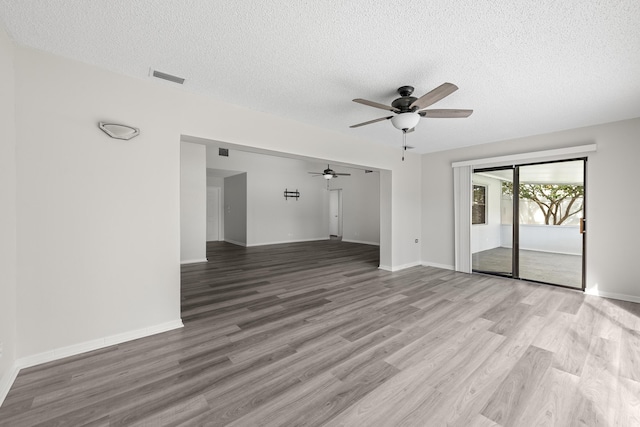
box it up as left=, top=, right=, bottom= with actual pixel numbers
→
left=329, top=189, right=343, bottom=237
left=206, top=187, right=222, bottom=241
left=472, top=158, right=586, bottom=289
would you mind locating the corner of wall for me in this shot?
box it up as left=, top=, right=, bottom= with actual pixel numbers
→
left=0, top=23, right=18, bottom=408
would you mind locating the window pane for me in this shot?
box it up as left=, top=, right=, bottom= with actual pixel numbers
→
left=472, top=185, right=486, bottom=224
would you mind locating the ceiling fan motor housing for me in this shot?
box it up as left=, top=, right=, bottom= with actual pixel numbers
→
left=391, top=86, right=418, bottom=112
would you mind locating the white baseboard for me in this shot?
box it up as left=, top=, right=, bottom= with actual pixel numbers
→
left=421, top=262, right=455, bottom=270
left=224, top=239, right=247, bottom=247
left=342, top=239, right=380, bottom=246
left=378, top=261, right=422, bottom=272
left=0, top=365, right=20, bottom=408
left=500, top=246, right=581, bottom=257
left=247, top=237, right=330, bottom=247
left=584, top=289, right=640, bottom=304
left=180, top=258, right=208, bottom=265
left=16, top=319, right=184, bottom=370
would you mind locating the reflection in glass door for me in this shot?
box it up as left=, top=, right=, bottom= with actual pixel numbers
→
left=472, top=167, right=514, bottom=277
left=472, top=159, right=585, bottom=290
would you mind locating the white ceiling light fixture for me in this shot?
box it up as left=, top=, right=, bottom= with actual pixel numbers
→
left=390, top=112, right=420, bottom=131
left=98, top=122, right=140, bottom=140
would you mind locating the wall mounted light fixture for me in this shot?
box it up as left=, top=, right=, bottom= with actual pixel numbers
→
left=99, top=122, right=140, bottom=140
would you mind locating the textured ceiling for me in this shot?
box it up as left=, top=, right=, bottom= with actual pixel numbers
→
left=1, top=0, right=639, bottom=154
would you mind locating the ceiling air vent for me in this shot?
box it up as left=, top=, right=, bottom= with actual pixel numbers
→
left=219, top=148, right=229, bottom=157
left=151, top=69, right=185, bottom=85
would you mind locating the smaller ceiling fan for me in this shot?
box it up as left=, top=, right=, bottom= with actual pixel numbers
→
left=350, top=83, right=473, bottom=133
left=308, top=165, right=351, bottom=180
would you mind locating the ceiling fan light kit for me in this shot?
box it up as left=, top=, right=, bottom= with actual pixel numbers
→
left=391, top=112, right=420, bottom=131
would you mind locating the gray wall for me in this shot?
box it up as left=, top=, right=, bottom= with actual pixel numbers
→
left=329, top=169, right=380, bottom=245
left=224, top=173, right=247, bottom=246
left=180, top=142, right=207, bottom=263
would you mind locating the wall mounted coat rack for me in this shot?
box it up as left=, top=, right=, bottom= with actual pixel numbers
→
left=284, top=189, right=300, bottom=200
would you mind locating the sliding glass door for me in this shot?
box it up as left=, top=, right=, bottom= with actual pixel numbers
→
left=472, top=159, right=586, bottom=290
left=517, top=160, right=584, bottom=288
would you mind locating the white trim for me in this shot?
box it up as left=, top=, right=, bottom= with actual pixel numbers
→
left=378, top=261, right=422, bottom=272
left=0, top=365, right=20, bottom=408
left=585, top=289, right=640, bottom=304
left=180, top=258, right=208, bottom=265
left=16, top=319, right=183, bottom=370
left=246, top=237, right=330, bottom=247
left=223, top=238, right=247, bottom=247
left=451, top=144, right=596, bottom=168
left=341, top=239, right=380, bottom=246
left=500, top=246, right=581, bottom=256
left=422, top=261, right=455, bottom=270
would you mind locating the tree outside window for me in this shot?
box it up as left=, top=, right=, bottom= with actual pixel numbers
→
left=502, top=182, right=583, bottom=225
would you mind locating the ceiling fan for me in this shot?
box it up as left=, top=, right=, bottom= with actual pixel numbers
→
left=350, top=83, right=473, bottom=133
left=308, top=165, right=351, bottom=180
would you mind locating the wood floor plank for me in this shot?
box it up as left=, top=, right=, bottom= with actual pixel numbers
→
left=512, top=367, right=580, bottom=426
left=481, top=345, right=554, bottom=426
left=2, top=240, right=639, bottom=426
left=570, top=335, right=620, bottom=426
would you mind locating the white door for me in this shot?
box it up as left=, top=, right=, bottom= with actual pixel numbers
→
left=207, top=187, right=221, bottom=241
left=329, top=189, right=342, bottom=236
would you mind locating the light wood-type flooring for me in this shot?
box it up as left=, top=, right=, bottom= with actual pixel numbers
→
left=473, top=246, right=583, bottom=289
left=1, top=240, right=640, bottom=426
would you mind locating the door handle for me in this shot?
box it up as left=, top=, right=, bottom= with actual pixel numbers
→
left=580, top=218, right=586, bottom=234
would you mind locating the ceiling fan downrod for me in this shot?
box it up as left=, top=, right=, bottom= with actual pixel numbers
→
left=402, top=130, right=407, bottom=161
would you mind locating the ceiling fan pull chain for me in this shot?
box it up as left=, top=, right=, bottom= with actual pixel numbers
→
left=402, top=130, right=406, bottom=161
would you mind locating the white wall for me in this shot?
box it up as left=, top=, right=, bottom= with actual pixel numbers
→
left=378, top=170, right=393, bottom=270
left=14, top=47, right=183, bottom=359
left=501, top=224, right=582, bottom=255
left=4, top=36, right=422, bottom=386
left=0, top=25, right=18, bottom=402
left=224, top=173, right=247, bottom=246
left=180, top=142, right=207, bottom=263
left=181, top=104, right=421, bottom=268
left=471, top=174, right=502, bottom=253
left=207, top=149, right=380, bottom=247
left=422, top=118, right=640, bottom=302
